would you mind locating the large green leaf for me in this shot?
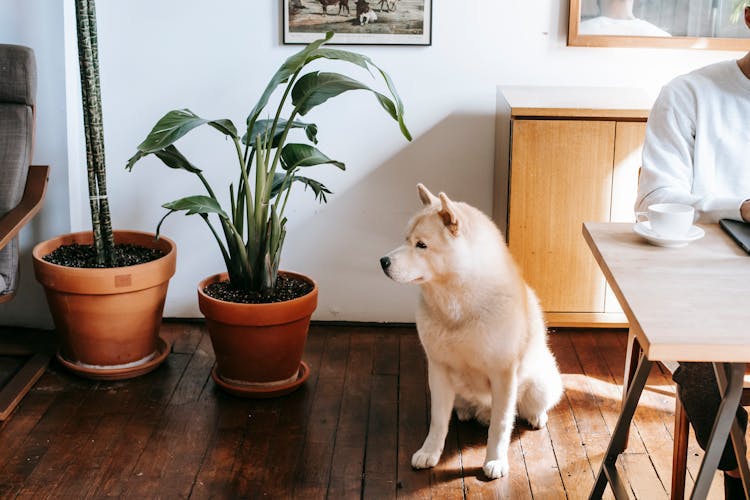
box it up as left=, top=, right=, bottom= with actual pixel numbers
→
left=152, top=145, right=202, bottom=174
left=245, top=32, right=333, bottom=129
left=370, top=63, right=411, bottom=141
left=292, top=72, right=367, bottom=116
left=156, top=195, right=230, bottom=239
left=138, top=109, right=237, bottom=153
left=301, top=48, right=411, bottom=141
left=242, top=119, right=318, bottom=147
left=208, top=119, right=238, bottom=138
left=269, top=172, right=287, bottom=198
left=281, top=143, right=344, bottom=170
left=293, top=175, right=332, bottom=203
left=291, top=72, right=402, bottom=127
left=307, top=48, right=373, bottom=74
left=162, top=195, right=229, bottom=219
left=125, top=150, right=146, bottom=172
left=269, top=172, right=332, bottom=203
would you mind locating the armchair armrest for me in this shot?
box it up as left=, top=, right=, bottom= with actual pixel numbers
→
left=0, top=165, right=50, bottom=250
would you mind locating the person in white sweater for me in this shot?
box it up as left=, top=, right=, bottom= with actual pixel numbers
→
left=636, top=6, right=750, bottom=498
left=579, top=0, right=671, bottom=37
left=637, top=37, right=750, bottom=221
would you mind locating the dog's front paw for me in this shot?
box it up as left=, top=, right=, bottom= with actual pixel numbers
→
left=411, top=448, right=441, bottom=469
left=483, top=458, right=509, bottom=479
left=527, top=412, right=548, bottom=429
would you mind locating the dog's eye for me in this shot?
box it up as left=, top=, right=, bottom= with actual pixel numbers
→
left=416, top=241, right=427, bottom=249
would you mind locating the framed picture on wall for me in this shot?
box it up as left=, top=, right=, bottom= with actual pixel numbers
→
left=283, top=0, right=432, bottom=45
left=568, top=0, right=750, bottom=50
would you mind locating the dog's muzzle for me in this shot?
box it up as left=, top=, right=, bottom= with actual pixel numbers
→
left=379, top=256, right=391, bottom=276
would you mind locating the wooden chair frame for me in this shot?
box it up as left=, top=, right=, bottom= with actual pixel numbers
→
left=0, top=165, right=50, bottom=420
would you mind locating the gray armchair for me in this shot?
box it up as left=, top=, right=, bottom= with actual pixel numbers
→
left=0, top=44, right=50, bottom=420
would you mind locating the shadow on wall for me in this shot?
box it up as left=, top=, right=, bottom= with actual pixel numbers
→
left=283, top=112, right=497, bottom=322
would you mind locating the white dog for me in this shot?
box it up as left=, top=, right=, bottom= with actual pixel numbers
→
left=360, top=10, right=377, bottom=24
left=380, top=184, right=563, bottom=479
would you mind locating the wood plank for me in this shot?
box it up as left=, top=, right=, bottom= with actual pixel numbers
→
left=293, top=359, right=347, bottom=497
left=556, top=331, right=621, bottom=500
left=396, top=333, right=431, bottom=499
left=517, top=418, right=566, bottom=499
left=545, top=331, right=602, bottom=500
left=363, top=332, right=400, bottom=499
left=124, top=333, right=217, bottom=498
left=619, top=453, right=668, bottom=500
left=0, top=371, right=65, bottom=498
left=327, top=333, right=375, bottom=499
left=226, top=327, right=327, bottom=498
left=230, top=329, right=328, bottom=497
left=0, top=367, right=92, bottom=497
left=187, top=396, right=247, bottom=499
left=458, top=422, right=531, bottom=500
left=50, top=372, right=151, bottom=498
left=0, top=353, right=49, bottom=420
left=92, top=353, right=191, bottom=496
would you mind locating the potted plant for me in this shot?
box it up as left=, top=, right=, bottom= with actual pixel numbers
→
left=31, top=0, right=176, bottom=380
left=127, top=32, right=410, bottom=397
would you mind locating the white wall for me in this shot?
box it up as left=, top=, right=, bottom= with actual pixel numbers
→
left=2, top=0, right=745, bottom=326
left=0, top=0, right=71, bottom=328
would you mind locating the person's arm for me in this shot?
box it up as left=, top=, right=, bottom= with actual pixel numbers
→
left=636, top=84, right=746, bottom=223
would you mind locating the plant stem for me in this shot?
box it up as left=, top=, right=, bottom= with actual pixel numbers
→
left=200, top=215, right=231, bottom=271
left=266, top=109, right=299, bottom=203
left=76, top=0, right=114, bottom=266
left=265, top=67, right=303, bottom=168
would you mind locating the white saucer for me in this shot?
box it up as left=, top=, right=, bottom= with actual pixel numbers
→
left=633, top=221, right=705, bottom=248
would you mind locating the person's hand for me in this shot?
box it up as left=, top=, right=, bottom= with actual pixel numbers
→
left=741, top=200, right=750, bottom=222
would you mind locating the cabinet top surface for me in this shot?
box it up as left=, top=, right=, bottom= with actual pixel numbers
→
left=499, top=86, right=655, bottom=119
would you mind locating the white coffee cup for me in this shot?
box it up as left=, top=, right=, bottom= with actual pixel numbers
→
left=637, top=203, right=695, bottom=239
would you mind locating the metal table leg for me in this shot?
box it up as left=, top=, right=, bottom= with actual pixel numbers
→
left=589, top=354, right=653, bottom=500
left=709, top=362, right=750, bottom=499
left=690, top=362, right=746, bottom=500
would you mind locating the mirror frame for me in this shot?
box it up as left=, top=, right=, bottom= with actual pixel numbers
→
left=568, top=0, right=750, bottom=50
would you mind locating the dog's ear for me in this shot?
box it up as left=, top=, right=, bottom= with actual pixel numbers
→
left=438, top=192, right=459, bottom=236
left=417, top=183, right=439, bottom=207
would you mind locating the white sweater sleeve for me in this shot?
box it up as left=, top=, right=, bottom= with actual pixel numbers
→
left=636, top=85, right=745, bottom=223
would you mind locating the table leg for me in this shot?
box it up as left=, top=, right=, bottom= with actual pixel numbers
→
left=712, top=362, right=750, bottom=499
left=622, top=329, right=642, bottom=451
left=690, top=362, right=745, bottom=500
left=589, top=354, right=653, bottom=500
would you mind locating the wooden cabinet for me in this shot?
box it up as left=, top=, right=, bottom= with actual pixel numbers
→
left=493, top=87, right=652, bottom=328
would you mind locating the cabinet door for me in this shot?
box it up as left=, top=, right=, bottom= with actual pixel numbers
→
left=508, top=119, right=616, bottom=313
left=605, top=121, right=647, bottom=313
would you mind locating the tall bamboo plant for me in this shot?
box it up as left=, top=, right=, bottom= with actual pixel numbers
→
left=76, top=0, right=115, bottom=266
left=127, top=32, right=411, bottom=296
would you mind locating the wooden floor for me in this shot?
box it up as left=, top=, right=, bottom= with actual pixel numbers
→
left=0, top=323, right=734, bottom=499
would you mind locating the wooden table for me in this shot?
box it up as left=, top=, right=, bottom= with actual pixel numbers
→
left=582, top=222, right=750, bottom=499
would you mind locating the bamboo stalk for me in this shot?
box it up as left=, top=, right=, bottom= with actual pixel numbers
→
left=75, top=0, right=114, bottom=266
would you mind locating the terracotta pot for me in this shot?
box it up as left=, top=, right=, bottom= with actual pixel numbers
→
left=32, top=231, right=176, bottom=370
left=198, top=271, right=318, bottom=392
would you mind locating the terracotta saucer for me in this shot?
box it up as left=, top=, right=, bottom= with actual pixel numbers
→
left=56, top=337, right=171, bottom=381
left=211, top=361, right=310, bottom=398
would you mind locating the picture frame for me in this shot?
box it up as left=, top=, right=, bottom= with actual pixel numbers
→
left=568, top=0, right=750, bottom=50
left=283, top=0, right=432, bottom=45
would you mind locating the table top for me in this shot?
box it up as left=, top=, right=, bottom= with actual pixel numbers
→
left=583, top=222, right=750, bottom=362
